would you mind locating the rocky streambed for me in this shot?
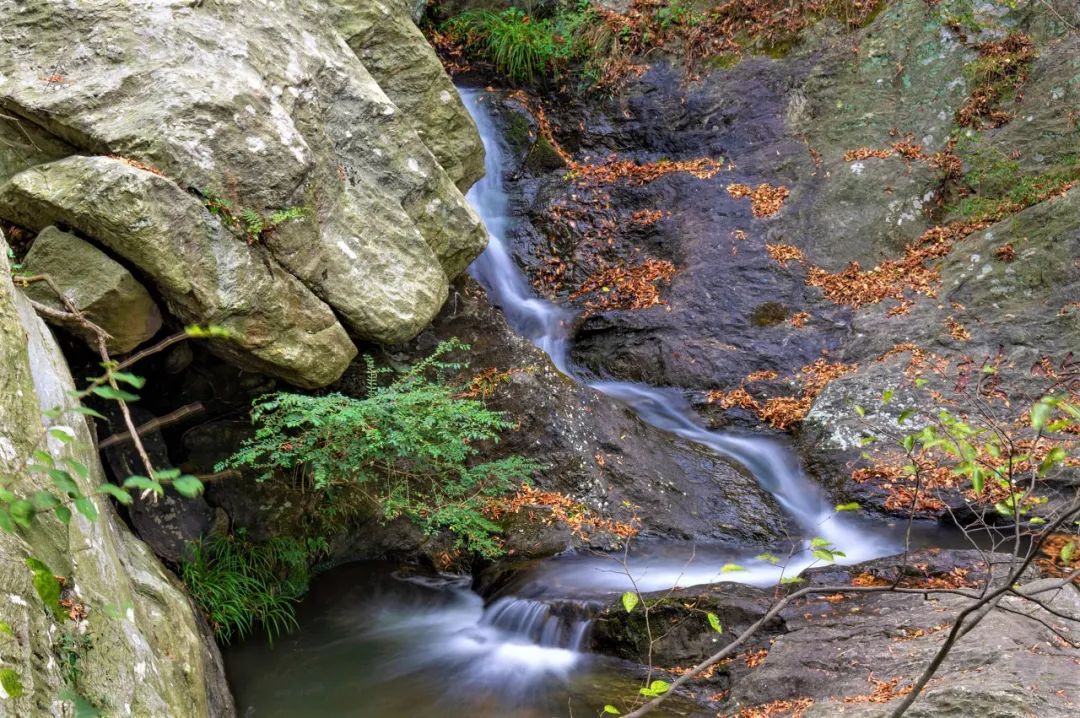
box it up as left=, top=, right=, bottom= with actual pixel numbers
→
left=1, top=1, right=1078, bottom=717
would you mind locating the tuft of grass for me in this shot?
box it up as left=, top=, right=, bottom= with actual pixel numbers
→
left=180, top=532, right=324, bottom=644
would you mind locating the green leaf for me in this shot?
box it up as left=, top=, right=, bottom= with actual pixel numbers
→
left=32, top=491, right=59, bottom=510
left=97, top=483, right=132, bottom=505
left=48, top=427, right=75, bottom=444
left=0, top=621, right=12, bottom=636
left=914, top=377, right=928, bottom=388
left=47, top=469, right=80, bottom=496
left=639, top=680, right=671, bottom=697
left=1038, top=447, right=1066, bottom=476
left=74, top=497, right=98, bottom=522
left=1030, top=399, right=1053, bottom=431
left=810, top=537, right=831, bottom=548
left=897, top=408, right=915, bottom=425
left=54, top=506, right=72, bottom=525
left=835, top=502, right=861, bottom=512
left=25, top=557, right=64, bottom=620
left=812, top=549, right=835, bottom=562
left=853, top=404, right=865, bottom=417
left=8, top=500, right=35, bottom=528
left=64, top=458, right=90, bottom=480
left=31, top=450, right=54, bottom=468
left=0, top=510, right=13, bottom=533
left=155, top=467, right=181, bottom=480
left=621, top=591, right=639, bottom=614
left=172, top=475, right=204, bottom=498
left=721, top=563, right=745, bottom=573
left=0, top=668, right=23, bottom=699
left=971, top=471, right=985, bottom=495
left=1061, top=541, right=1076, bottom=565
left=706, top=612, right=723, bottom=634
left=1028, top=516, right=1046, bottom=525
left=882, top=389, right=894, bottom=404
left=780, top=576, right=804, bottom=584
left=91, top=385, right=139, bottom=402
left=603, top=706, right=621, bottom=715
left=110, top=372, right=146, bottom=389
left=755, top=553, right=780, bottom=565
left=72, top=405, right=107, bottom=420
left=122, top=476, right=164, bottom=496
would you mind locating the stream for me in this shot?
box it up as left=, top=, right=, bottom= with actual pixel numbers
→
left=226, top=87, right=932, bottom=717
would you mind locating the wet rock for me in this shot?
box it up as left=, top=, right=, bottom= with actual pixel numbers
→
left=21, top=226, right=162, bottom=354
left=589, top=550, right=1080, bottom=717
left=385, top=279, right=791, bottom=546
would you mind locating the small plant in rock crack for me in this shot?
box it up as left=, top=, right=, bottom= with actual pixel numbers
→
left=219, top=339, right=540, bottom=559
left=197, top=188, right=309, bottom=244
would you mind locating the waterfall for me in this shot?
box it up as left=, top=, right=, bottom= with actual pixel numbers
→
left=458, top=87, right=898, bottom=593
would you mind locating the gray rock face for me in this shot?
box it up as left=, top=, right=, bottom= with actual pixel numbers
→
left=0, top=156, right=357, bottom=389
left=21, top=226, right=162, bottom=354
left=0, top=230, right=234, bottom=718
left=327, top=0, right=485, bottom=190
left=0, top=0, right=488, bottom=380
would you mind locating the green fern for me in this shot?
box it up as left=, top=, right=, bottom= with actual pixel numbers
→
left=219, top=339, right=538, bottom=558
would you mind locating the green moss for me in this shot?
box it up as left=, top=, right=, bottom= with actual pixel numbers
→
left=751, top=301, right=790, bottom=327
left=524, top=134, right=567, bottom=173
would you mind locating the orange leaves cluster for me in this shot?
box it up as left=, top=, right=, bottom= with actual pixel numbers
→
left=485, top=484, right=639, bottom=540
left=744, top=648, right=769, bottom=669
left=724, top=697, right=814, bottom=718
left=570, top=258, right=677, bottom=315
left=1037, top=533, right=1080, bottom=584
left=993, top=243, right=1017, bottom=262
left=842, top=675, right=913, bottom=704
left=765, top=243, right=804, bottom=267
left=806, top=222, right=987, bottom=309
left=788, top=311, right=809, bottom=328
left=458, top=366, right=535, bottom=399
left=727, top=183, right=790, bottom=218
left=944, top=317, right=971, bottom=342
left=571, top=155, right=725, bottom=186
left=956, top=33, right=1036, bottom=129
left=708, top=359, right=854, bottom=430
left=631, top=209, right=667, bottom=225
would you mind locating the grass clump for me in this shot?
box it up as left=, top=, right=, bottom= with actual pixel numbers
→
left=180, top=532, right=323, bottom=643
left=440, top=5, right=597, bottom=83
left=219, top=339, right=538, bottom=559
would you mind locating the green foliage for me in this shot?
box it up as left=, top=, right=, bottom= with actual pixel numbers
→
left=221, top=340, right=537, bottom=558
left=197, top=189, right=309, bottom=244
left=621, top=591, right=639, bottom=613
left=25, top=558, right=64, bottom=621
left=180, top=532, right=320, bottom=644
left=639, top=679, right=670, bottom=697
left=0, top=668, right=24, bottom=699
left=440, top=5, right=599, bottom=83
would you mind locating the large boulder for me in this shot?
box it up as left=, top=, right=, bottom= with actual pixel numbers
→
left=0, top=230, right=233, bottom=717
left=0, top=0, right=487, bottom=363
left=21, top=226, right=163, bottom=354
left=327, top=0, right=485, bottom=190
left=0, top=156, right=357, bottom=389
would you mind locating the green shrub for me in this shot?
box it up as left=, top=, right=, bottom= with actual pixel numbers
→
left=220, top=340, right=537, bottom=558
left=180, top=532, right=321, bottom=643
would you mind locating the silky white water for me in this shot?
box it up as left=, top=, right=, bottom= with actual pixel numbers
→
left=458, top=87, right=899, bottom=593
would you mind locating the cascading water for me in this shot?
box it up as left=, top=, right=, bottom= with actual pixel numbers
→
left=225, top=87, right=918, bottom=718
left=458, top=87, right=899, bottom=592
